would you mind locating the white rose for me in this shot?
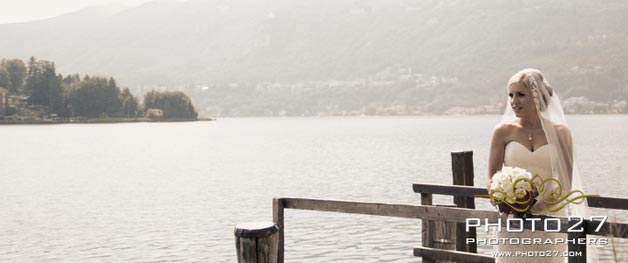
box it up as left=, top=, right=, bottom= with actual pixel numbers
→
left=514, top=176, right=532, bottom=191
left=515, top=188, right=527, bottom=199
left=502, top=179, right=514, bottom=193
left=490, top=180, right=500, bottom=190
left=491, top=173, right=503, bottom=187
left=504, top=187, right=516, bottom=204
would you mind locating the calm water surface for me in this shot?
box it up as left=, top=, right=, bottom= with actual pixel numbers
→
left=1, top=116, right=627, bottom=262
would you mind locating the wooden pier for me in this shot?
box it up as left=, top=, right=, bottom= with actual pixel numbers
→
left=235, top=151, right=628, bottom=263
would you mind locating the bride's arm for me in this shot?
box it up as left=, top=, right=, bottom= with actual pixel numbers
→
left=556, top=124, right=574, bottom=183
left=487, top=124, right=508, bottom=203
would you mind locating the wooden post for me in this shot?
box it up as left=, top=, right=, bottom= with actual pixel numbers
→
left=451, top=151, right=477, bottom=253
left=421, top=193, right=435, bottom=263
left=421, top=192, right=457, bottom=263
left=432, top=206, right=457, bottom=252
left=568, top=219, right=587, bottom=263
left=273, top=198, right=285, bottom=263
left=234, top=222, right=279, bottom=263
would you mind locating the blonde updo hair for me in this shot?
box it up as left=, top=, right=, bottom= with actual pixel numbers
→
left=507, top=68, right=553, bottom=112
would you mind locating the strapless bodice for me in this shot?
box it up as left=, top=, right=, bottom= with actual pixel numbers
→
left=504, top=141, right=553, bottom=178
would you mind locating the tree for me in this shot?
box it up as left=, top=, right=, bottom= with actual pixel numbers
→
left=68, top=77, right=122, bottom=117
left=1, top=59, right=27, bottom=94
left=0, top=67, right=9, bottom=89
left=25, top=58, right=62, bottom=109
left=62, top=74, right=81, bottom=86
left=120, top=88, right=139, bottom=117
left=102, top=77, right=122, bottom=116
left=143, top=90, right=198, bottom=120
left=48, top=73, right=65, bottom=115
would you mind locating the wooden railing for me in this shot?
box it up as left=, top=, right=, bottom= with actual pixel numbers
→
left=236, top=151, right=628, bottom=263
left=412, top=183, right=628, bottom=263
left=271, top=196, right=628, bottom=263
left=272, top=197, right=501, bottom=263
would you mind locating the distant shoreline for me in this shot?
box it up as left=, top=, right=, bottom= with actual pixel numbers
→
left=2, top=114, right=625, bottom=124
left=0, top=117, right=215, bottom=125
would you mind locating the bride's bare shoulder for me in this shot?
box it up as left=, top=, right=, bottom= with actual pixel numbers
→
left=552, top=123, right=573, bottom=141
left=494, top=122, right=518, bottom=131
left=492, top=122, right=517, bottom=138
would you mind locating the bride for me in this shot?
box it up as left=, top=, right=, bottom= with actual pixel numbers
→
left=486, top=68, right=599, bottom=262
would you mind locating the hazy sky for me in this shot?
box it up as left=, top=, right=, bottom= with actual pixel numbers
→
left=0, top=0, right=154, bottom=24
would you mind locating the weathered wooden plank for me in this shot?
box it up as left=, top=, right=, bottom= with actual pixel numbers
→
left=568, top=219, right=587, bottom=263
left=451, top=151, right=476, bottom=209
left=279, top=197, right=501, bottom=223
left=420, top=193, right=435, bottom=263
left=413, top=184, right=628, bottom=211
left=422, top=201, right=459, bottom=263
left=413, top=183, right=488, bottom=196
left=589, top=221, right=628, bottom=238
left=413, top=247, right=495, bottom=263
left=587, top=196, right=628, bottom=210
left=278, top=197, right=628, bottom=236
left=452, top=152, right=471, bottom=207
left=272, top=198, right=285, bottom=263
left=452, top=151, right=477, bottom=254
left=432, top=220, right=456, bottom=250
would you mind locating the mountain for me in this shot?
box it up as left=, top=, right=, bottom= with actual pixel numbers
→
left=2, top=0, right=627, bottom=116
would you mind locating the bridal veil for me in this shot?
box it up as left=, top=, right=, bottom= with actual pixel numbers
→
left=500, top=68, right=605, bottom=261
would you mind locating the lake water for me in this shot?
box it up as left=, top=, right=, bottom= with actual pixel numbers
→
left=1, top=116, right=627, bottom=262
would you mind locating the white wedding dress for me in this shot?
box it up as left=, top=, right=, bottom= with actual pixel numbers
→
left=493, top=141, right=567, bottom=263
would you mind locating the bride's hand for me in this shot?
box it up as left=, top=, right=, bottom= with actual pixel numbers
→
left=489, top=190, right=496, bottom=206
left=486, top=181, right=496, bottom=206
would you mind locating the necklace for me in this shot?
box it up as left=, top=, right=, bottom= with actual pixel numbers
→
left=524, top=126, right=537, bottom=141
left=521, top=122, right=540, bottom=142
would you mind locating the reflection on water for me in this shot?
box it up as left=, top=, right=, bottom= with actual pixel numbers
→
left=0, top=116, right=626, bottom=262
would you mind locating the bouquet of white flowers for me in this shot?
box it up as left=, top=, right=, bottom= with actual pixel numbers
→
left=490, top=166, right=539, bottom=217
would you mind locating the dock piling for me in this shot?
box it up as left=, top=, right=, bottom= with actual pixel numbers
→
left=234, top=222, right=279, bottom=263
